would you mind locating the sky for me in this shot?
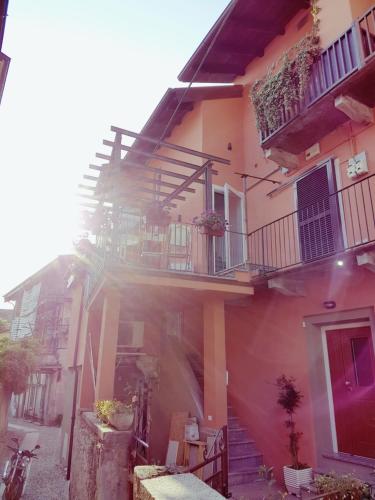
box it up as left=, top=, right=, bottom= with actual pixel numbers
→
left=0, top=0, right=228, bottom=307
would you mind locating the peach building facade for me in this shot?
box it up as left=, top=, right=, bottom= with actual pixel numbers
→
left=68, top=0, right=375, bottom=492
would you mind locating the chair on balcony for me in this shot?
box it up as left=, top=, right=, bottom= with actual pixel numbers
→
left=140, top=223, right=169, bottom=268
left=166, top=223, right=192, bottom=272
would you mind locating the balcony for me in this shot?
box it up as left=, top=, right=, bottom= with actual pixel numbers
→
left=261, top=5, right=375, bottom=154
left=88, top=217, right=241, bottom=278
left=248, top=174, right=375, bottom=275
left=94, top=220, right=210, bottom=274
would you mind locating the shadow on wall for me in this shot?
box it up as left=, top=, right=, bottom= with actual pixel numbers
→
left=149, top=336, right=203, bottom=464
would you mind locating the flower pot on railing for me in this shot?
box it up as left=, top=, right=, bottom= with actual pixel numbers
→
left=199, top=226, right=225, bottom=237
left=192, top=210, right=227, bottom=237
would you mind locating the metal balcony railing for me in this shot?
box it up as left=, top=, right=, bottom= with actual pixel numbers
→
left=95, top=220, right=213, bottom=275
left=261, top=4, right=375, bottom=143
left=248, top=174, right=375, bottom=274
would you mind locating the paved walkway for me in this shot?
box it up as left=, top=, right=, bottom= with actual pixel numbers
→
left=6, top=419, right=68, bottom=500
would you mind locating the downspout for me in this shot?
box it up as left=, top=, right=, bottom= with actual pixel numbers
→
left=66, top=280, right=85, bottom=481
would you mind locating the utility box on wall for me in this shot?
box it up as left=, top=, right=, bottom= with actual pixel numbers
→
left=347, top=151, right=368, bottom=179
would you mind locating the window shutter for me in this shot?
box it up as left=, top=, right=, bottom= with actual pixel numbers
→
left=297, top=161, right=342, bottom=262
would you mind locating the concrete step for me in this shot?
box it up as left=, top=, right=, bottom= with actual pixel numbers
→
left=229, top=453, right=263, bottom=472
left=228, top=468, right=259, bottom=486
left=229, top=439, right=257, bottom=457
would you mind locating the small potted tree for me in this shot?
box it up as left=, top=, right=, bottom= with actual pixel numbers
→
left=192, top=210, right=227, bottom=237
left=276, top=375, right=312, bottom=496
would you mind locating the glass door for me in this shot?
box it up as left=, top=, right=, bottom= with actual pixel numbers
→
left=213, top=185, right=245, bottom=272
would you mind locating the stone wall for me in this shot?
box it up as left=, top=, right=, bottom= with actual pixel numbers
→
left=69, top=412, right=132, bottom=500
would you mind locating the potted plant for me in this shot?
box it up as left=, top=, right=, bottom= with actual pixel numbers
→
left=192, top=210, right=227, bottom=237
left=276, top=375, right=312, bottom=496
left=95, top=389, right=137, bottom=431
left=144, top=201, right=171, bottom=226
left=313, top=472, right=372, bottom=499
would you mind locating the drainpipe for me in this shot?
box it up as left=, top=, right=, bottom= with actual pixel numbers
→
left=66, top=281, right=85, bottom=481
left=241, top=175, right=250, bottom=262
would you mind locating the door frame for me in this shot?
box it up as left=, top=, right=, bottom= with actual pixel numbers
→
left=212, top=183, right=247, bottom=271
left=321, top=321, right=372, bottom=454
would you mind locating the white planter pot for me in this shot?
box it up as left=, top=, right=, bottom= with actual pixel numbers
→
left=108, top=410, right=134, bottom=431
left=283, top=465, right=312, bottom=497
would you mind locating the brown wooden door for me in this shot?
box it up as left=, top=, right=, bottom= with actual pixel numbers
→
left=327, top=326, right=375, bottom=458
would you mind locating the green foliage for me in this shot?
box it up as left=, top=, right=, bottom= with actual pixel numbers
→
left=0, top=319, right=9, bottom=334
left=0, top=337, right=39, bottom=395
left=250, top=30, right=320, bottom=133
left=276, top=375, right=307, bottom=470
left=95, top=399, right=133, bottom=424
left=313, top=472, right=372, bottom=499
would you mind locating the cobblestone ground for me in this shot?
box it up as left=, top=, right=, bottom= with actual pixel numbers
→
left=6, top=419, right=69, bottom=500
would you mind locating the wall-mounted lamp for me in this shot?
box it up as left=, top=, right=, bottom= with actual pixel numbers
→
left=227, top=142, right=232, bottom=151
left=323, top=301, right=336, bottom=309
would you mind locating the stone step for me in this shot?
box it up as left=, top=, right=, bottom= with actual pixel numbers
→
left=227, top=405, right=236, bottom=418
left=229, top=453, right=263, bottom=472
left=228, top=468, right=259, bottom=486
left=229, top=427, right=248, bottom=442
left=229, top=440, right=257, bottom=457
left=228, top=416, right=241, bottom=429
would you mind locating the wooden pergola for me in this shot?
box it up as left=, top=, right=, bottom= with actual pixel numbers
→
left=79, top=125, right=231, bottom=215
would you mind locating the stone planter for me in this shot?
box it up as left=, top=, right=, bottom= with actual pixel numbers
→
left=283, top=465, right=312, bottom=496
left=108, top=410, right=134, bottom=431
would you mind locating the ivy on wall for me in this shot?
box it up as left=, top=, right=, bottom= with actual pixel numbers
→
left=250, top=1, right=321, bottom=133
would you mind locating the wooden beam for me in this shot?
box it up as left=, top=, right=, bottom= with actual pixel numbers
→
left=268, top=277, right=305, bottom=297
left=83, top=175, right=99, bottom=182
left=229, top=16, right=285, bottom=35
left=214, top=42, right=263, bottom=57
left=265, top=148, right=299, bottom=170
left=78, top=184, right=96, bottom=191
left=356, top=251, right=375, bottom=272
left=89, top=164, right=104, bottom=171
left=161, top=161, right=211, bottom=206
left=111, top=126, right=230, bottom=165
left=335, top=95, right=374, bottom=126
left=192, top=62, right=246, bottom=77
left=121, top=159, right=207, bottom=184
left=124, top=175, right=195, bottom=194
left=103, top=139, right=205, bottom=171
left=96, top=153, right=111, bottom=161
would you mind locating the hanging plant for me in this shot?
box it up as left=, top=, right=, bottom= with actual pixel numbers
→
left=144, top=201, right=171, bottom=226
left=250, top=1, right=321, bottom=133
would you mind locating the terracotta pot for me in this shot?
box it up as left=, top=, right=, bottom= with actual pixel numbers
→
left=108, top=410, right=134, bottom=431
left=199, top=226, right=225, bottom=237
left=283, top=465, right=312, bottom=497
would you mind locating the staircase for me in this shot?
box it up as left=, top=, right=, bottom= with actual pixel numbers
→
left=228, top=404, right=263, bottom=486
